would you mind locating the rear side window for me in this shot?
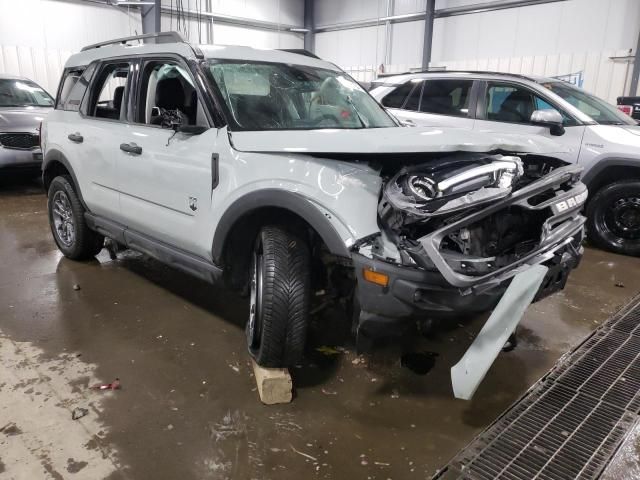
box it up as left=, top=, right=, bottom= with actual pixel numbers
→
left=420, top=79, right=473, bottom=117
left=86, top=62, right=131, bottom=121
left=381, top=81, right=418, bottom=108
left=56, top=64, right=96, bottom=112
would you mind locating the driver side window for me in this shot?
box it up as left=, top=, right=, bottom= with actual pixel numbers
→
left=137, top=60, right=207, bottom=128
left=485, top=84, right=536, bottom=124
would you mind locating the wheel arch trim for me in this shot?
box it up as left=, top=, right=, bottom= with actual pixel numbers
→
left=211, top=189, right=351, bottom=264
left=582, top=157, right=640, bottom=192
left=42, top=149, right=88, bottom=210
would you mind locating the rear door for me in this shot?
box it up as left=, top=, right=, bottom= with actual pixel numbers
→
left=417, top=78, right=475, bottom=128
left=115, top=56, right=216, bottom=258
left=57, top=60, right=134, bottom=221
left=382, top=78, right=476, bottom=128
left=473, top=81, right=585, bottom=163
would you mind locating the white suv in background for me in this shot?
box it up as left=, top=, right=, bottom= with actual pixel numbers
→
left=372, top=72, right=640, bottom=256
left=42, top=34, right=586, bottom=395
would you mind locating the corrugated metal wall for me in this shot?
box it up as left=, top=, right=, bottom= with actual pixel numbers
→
left=317, top=0, right=640, bottom=102
left=0, top=0, right=142, bottom=95
left=159, top=0, right=304, bottom=49
left=0, top=0, right=304, bottom=96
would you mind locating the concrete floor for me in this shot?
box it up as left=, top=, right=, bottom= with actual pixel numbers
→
left=1, top=175, right=640, bottom=480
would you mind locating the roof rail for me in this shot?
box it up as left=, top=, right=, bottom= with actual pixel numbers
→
left=81, top=31, right=187, bottom=52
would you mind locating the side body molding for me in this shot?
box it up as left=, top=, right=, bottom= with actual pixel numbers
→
left=211, top=189, right=351, bottom=264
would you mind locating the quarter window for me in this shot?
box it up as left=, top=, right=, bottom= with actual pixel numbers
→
left=420, top=79, right=472, bottom=117
left=57, top=64, right=96, bottom=112
left=87, top=62, right=131, bottom=120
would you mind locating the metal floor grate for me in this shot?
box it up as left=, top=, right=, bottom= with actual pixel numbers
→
left=435, top=294, right=640, bottom=480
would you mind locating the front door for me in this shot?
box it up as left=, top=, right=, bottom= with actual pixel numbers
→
left=116, top=58, right=216, bottom=258
left=473, top=81, right=585, bottom=164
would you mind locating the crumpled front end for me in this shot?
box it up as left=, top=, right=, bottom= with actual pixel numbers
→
left=353, top=152, right=586, bottom=330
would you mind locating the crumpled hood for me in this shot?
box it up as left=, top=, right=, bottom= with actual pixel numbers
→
left=229, top=127, right=568, bottom=155
left=0, top=107, right=51, bottom=131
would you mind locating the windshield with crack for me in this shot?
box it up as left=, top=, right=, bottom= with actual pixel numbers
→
left=0, top=79, right=54, bottom=108
left=206, top=61, right=396, bottom=131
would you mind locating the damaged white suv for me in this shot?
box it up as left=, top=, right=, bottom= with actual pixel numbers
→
left=42, top=33, right=586, bottom=395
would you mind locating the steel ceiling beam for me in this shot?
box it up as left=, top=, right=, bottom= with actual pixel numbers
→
left=630, top=27, right=640, bottom=96
left=421, top=0, right=435, bottom=70
left=304, top=0, right=315, bottom=52
left=314, top=0, right=568, bottom=33
left=140, top=0, right=161, bottom=34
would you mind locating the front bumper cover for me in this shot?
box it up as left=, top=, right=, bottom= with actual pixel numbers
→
left=353, top=165, right=586, bottom=332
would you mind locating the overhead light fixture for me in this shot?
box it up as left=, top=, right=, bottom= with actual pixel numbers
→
left=110, top=0, right=156, bottom=5
left=289, top=28, right=310, bottom=33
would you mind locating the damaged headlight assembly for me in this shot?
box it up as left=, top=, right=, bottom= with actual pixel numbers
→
left=382, top=154, right=525, bottom=220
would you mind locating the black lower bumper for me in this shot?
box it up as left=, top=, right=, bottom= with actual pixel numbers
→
left=352, top=236, right=583, bottom=335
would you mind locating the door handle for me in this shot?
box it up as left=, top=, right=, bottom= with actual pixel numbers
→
left=120, top=142, right=142, bottom=155
left=68, top=133, right=83, bottom=143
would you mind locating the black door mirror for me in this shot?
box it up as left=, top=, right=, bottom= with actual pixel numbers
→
left=530, top=109, right=565, bottom=136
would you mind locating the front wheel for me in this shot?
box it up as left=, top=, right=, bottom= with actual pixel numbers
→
left=47, top=176, right=104, bottom=260
left=247, top=225, right=311, bottom=367
left=586, top=180, right=640, bottom=257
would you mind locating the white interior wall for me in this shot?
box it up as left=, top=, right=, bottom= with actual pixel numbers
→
left=160, top=0, right=304, bottom=48
left=316, top=0, right=640, bottom=101
left=0, top=0, right=141, bottom=94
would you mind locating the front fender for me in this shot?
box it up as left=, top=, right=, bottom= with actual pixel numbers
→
left=210, top=152, right=383, bottom=263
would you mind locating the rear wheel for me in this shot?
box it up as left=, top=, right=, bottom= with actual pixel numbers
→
left=247, top=225, right=311, bottom=367
left=587, top=180, right=640, bottom=257
left=47, top=175, right=104, bottom=260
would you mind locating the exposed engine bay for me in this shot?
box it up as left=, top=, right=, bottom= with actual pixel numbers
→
left=370, top=152, right=587, bottom=289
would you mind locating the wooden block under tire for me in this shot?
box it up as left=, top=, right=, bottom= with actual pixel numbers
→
left=251, top=359, right=293, bottom=405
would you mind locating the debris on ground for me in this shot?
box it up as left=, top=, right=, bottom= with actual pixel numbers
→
left=316, top=346, right=341, bottom=356
left=390, top=389, right=400, bottom=399
left=71, top=407, right=89, bottom=420
left=615, top=281, right=625, bottom=288
left=73, top=284, right=81, bottom=291
left=351, top=356, right=366, bottom=366
left=321, top=388, right=337, bottom=395
left=91, top=378, right=120, bottom=390
left=290, top=444, right=318, bottom=462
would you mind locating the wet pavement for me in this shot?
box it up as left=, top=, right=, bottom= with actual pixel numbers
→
left=1, top=175, right=640, bottom=480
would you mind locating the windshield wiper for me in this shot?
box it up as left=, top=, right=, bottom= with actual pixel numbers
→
left=345, top=95, right=367, bottom=128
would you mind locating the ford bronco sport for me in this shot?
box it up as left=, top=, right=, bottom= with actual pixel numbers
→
left=42, top=33, right=586, bottom=396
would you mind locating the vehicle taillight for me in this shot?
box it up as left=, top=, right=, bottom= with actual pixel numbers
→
left=618, top=105, right=633, bottom=117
